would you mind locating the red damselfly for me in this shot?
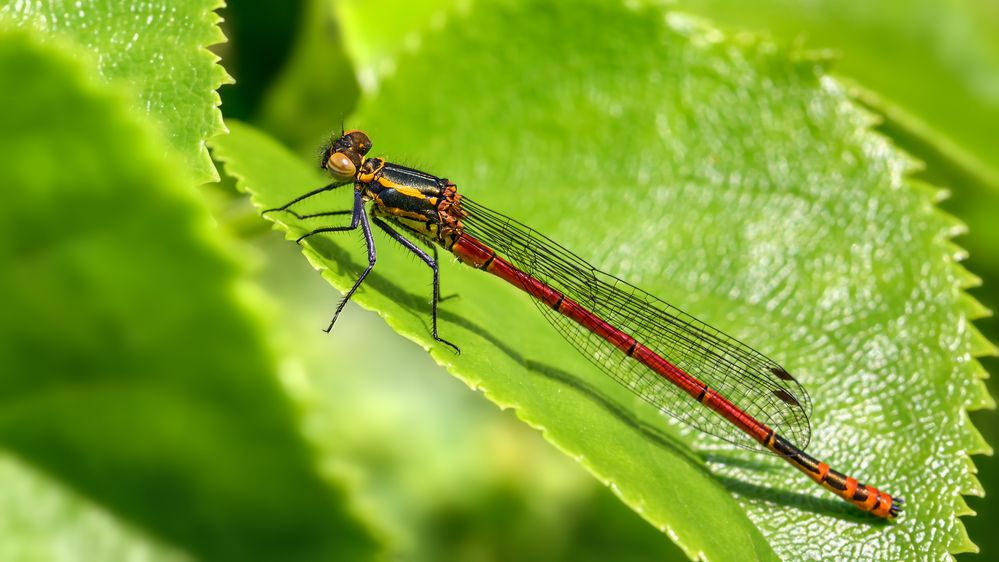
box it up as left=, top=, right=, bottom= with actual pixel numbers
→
left=265, top=130, right=902, bottom=520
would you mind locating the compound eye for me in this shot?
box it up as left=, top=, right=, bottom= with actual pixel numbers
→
left=327, top=151, right=357, bottom=180
left=347, top=131, right=372, bottom=156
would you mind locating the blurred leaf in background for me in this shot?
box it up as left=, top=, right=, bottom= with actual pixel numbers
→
left=0, top=452, right=192, bottom=562
left=0, top=9, right=381, bottom=562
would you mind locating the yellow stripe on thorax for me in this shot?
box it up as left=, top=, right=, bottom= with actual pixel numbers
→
left=377, top=177, right=427, bottom=200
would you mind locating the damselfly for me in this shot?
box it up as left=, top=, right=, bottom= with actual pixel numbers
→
left=265, top=130, right=902, bottom=519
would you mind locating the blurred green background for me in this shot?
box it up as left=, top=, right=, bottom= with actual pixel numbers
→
left=1, top=0, right=996, bottom=560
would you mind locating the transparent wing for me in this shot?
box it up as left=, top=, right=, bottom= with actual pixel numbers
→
left=461, top=198, right=812, bottom=451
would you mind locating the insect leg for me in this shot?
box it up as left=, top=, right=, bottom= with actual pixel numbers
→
left=262, top=180, right=351, bottom=216
left=372, top=217, right=460, bottom=354
left=308, top=192, right=377, bottom=333
left=296, top=191, right=363, bottom=244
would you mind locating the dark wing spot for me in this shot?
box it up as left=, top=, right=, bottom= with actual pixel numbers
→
left=771, top=366, right=796, bottom=381
left=772, top=388, right=800, bottom=406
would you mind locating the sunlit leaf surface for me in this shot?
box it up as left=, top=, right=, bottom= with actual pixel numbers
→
left=0, top=0, right=231, bottom=183
left=212, top=1, right=991, bottom=559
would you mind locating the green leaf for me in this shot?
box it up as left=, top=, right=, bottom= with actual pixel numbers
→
left=335, top=0, right=999, bottom=194
left=664, top=0, right=999, bottom=193
left=0, top=29, right=383, bottom=562
left=0, top=454, right=191, bottom=562
left=212, top=1, right=991, bottom=559
left=0, top=0, right=232, bottom=184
